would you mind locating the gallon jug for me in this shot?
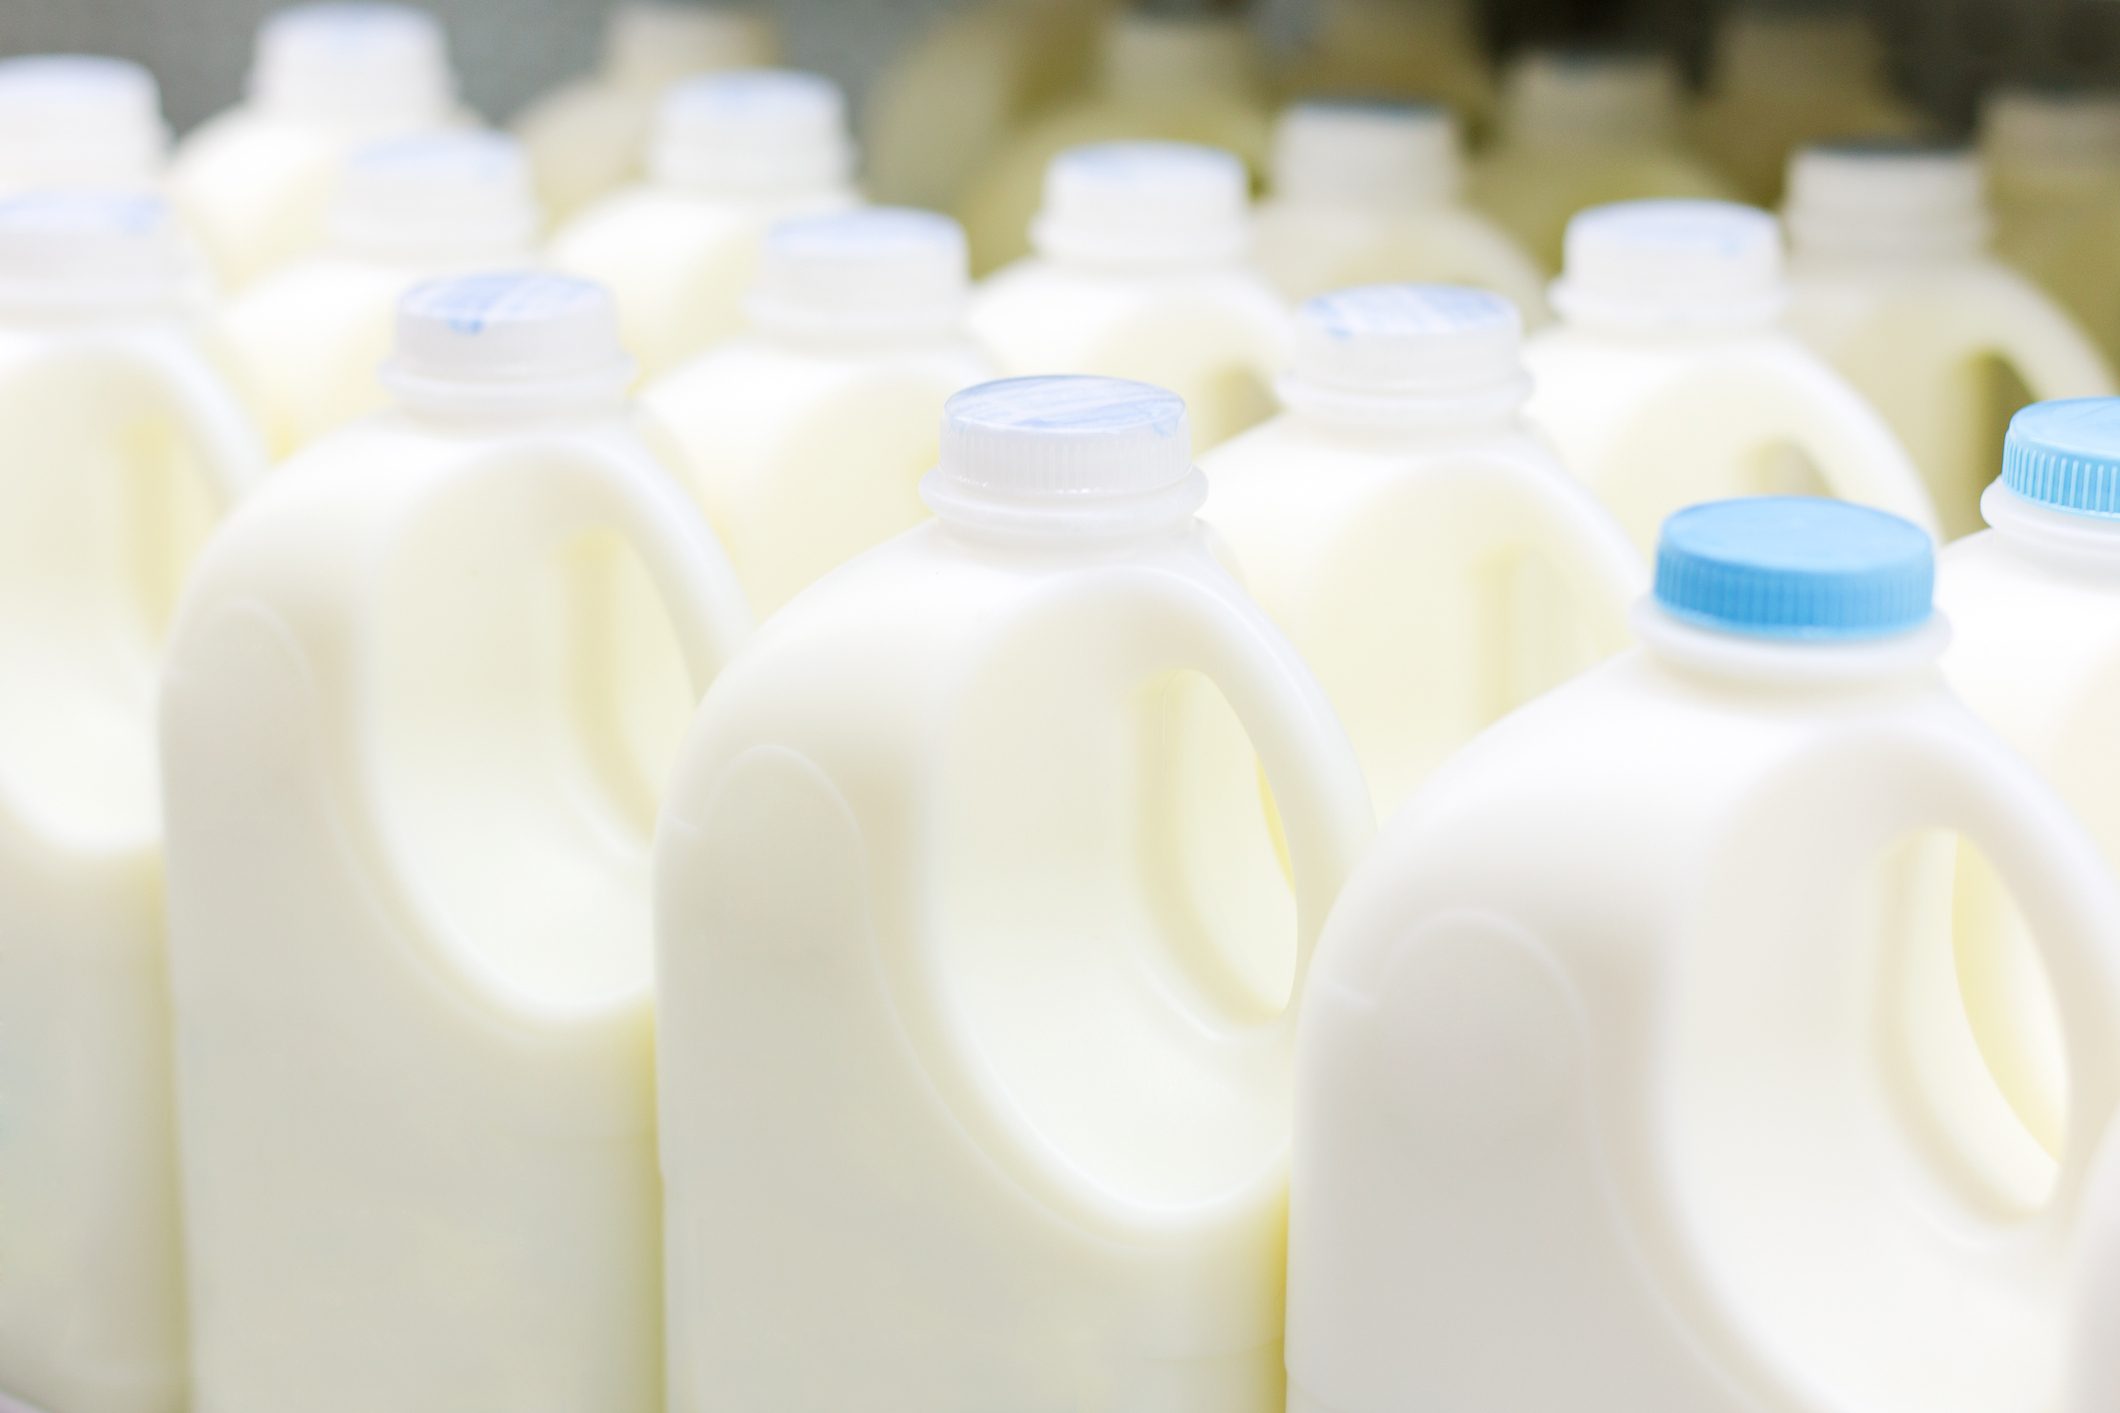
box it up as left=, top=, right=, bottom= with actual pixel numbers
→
left=224, top=130, right=540, bottom=456
left=1784, top=140, right=2113, bottom=539
left=1251, top=101, right=1546, bottom=317
left=953, top=6, right=1272, bottom=274
left=0, top=191, right=268, bottom=1413
left=0, top=56, right=168, bottom=197
left=1289, top=495, right=2120, bottom=1413
left=967, top=142, right=1288, bottom=453
left=1273, top=0, right=1493, bottom=130
left=641, top=207, right=991, bottom=617
left=654, top=373, right=1374, bottom=1413
left=1199, top=284, right=1642, bottom=819
left=549, top=68, right=857, bottom=382
left=512, top=2, right=778, bottom=223
left=1468, top=46, right=1735, bottom=271
left=160, top=272, right=751, bottom=1413
left=1526, top=199, right=1939, bottom=550
left=1984, top=87, right=2120, bottom=370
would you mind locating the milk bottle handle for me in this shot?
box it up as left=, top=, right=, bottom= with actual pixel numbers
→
left=1976, top=271, right=2117, bottom=399
left=1771, top=351, right=1944, bottom=538
left=60, top=331, right=271, bottom=507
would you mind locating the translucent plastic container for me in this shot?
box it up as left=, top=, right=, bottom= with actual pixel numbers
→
left=1273, top=0, right=1493, bottom=130
left=1982, top=87, right=2120, bottom=370
left=0, top=55, right=169, bottom=197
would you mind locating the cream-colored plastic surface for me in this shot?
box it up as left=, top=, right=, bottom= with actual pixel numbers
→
left=1273, top=0, right=1494, bottom=131
left=1984, top=89, right=2120, bottom=371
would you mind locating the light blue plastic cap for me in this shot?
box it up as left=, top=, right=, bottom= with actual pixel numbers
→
left=1998, top=397, right=2120, bottom=518
left=1654, top=497, right=1934, bottom=640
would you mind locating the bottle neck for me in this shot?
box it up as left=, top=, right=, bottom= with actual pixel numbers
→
left=922, top=468, right=1209, bottom=552
left=1636, top=600, right=1949, bottom=691
left=1983, top=480, right=2120, bottom=577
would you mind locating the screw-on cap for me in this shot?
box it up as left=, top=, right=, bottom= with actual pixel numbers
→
left=1654, top=496, right=1934, bottom=640
left=1281, top=284, right=1529, bottom=424
left=0, top=56, right=169, bottom=191
left=1553, top=199, right=1786, bottom=331
left=603, top=3, right=777, bottom=90
left=0, top=189, right=196, bottom=316
left=248, top=3, right=455, bottom=127
left=1031, top=141, right=1250, bottom=265
left=1784, top=139, right=1990, bottom=260
left=1982, top=86, right=2120, bottom=172
left=1995, top=397, right=2120, bottom=518
left=648, top=68, right=853, bottom=195
left=747, top=206, right=968, bottom=340
left=382, top=271, right=633, bottom=415
left=1270, top=100, right=1461, bottom=211
left=1501, top=47, right=1682, bottom=147
left=329, top=131, right=539, bottom=262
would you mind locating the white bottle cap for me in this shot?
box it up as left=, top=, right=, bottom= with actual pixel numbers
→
left=1102, top=10, right=1260, bottom=96
left=248, top=3, right=455, bottom=127
left=1501, top=46, right=1682, bottom=146
left=1031, top=141, right=1250, bottom=266
left=329, top=130, right=539, bottom=262
left=604, top=3, right=778, bottom=89
left=1280, top=284, right=1531, bottom=425
left=0, top=190, right=196, bottom=317
left=382, top=271, right=634, bottom=416
left=1270, top=100, right=1461, bottom=211
left=648, top=68, right=853, bottom=195
left=747, top=207, right=968, bottom=341
left=1784, top=139, right=1989, bottom=261
left=924, top=374, right=1206, bottom=535
left=1553, top=199, right=1787, bottom=332
left=0, top=56, right=169, bottom=190
left=1982, top=86, right=2120, bottom=172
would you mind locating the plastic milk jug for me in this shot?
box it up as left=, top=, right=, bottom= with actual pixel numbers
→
left=653, top=374, right=1375, bottom=1413
left=1526, top=199, right=1939, bottom=550
left=641, top=207, right=992, bottom=617
left=1784, top=140, right=2114, bottom=539
left=170, top=3, right=463, bottom=291
left=1251, top=101, right=1546, bottom=317
left=1274, top=0, right=1493, bottom=130
left=223, top=130, right=540, bottom=456
left=1983, top=87, right=2120, bottom=370
left=0, top=192, right=268, bottom=1413
left=512, top=2, right=778, bottom=223
left=0, top=56, right=169, bottom=197
left=967, top=142, right=1289, bottom=453
left=549, top=68, right=857, bottom=382
left=1199, top=284, right=1642, bottom=819
left=159, top=273, right=750, bottom=1413
left=1288, top=495, right=2120, bottom=1413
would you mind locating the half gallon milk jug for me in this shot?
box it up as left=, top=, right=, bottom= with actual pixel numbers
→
left=641, top=207, right=991, bottom=616
left=224, top=130, right=540, bottom=456
left=1468, top=47, right=1735, bottom=271
left=967, top=142, right=1288, bottom=453
left=512, top=2, right=778, bottom=223
left=1251, top=101, right=1545, bottom=316
left=549, top=68, right=857, bottom=382
left=0, top=192, right=268, bottom=1413
left=1983, top=87, right=2120, bottom=370
left=171, top=3, right=463, bottom=292
left=160, top=273, right=750, bottom=1413
left=1784, top=140, right=2113, bottom=539
left=1274, top=0, right=1493, bottom=129
left=1289, top=495, right=2120, bottom=1413
left=0, top=56, right=168, bottom=197
left=1199, top=284, right=1642, bottom=818
left=654, top=374, right=1375, bottom=1413
left=1526, top=199, right=1939, bottom=550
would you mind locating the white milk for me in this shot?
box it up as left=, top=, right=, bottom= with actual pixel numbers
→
left=1275, top=0, right=1493, bottom=129
left=160, top=273, right=750, bottom=1413
left=1983, top=88, right=2120, bottom=370
left=967, top=142, right=1289, bottom=453
left=1252, top=102, right=1546, bottom=318
left=0, top=192, right=267, bottom=1413
left=512, top=2, right=778, bottom=223
left=0, top=56, right=169, bottom=197
left=223, top=130, right=540, bottom=456
left=655, top=374, right=1375, bottom=1413
left=1468, top=47, right=1735, bottom=271
left=170, top=3, right=464, bottom=292
left=549, top=68, right=857, bottom=382
left=641, top=207, right=991, bottom=617
left=1289, top=495, right=2120, bottom=1413
left=1784, top=141, right=2113, bottom=540
left=1526, top=199, right=1939, bottom=550
left=1200, top=284, right=1642, bottom=820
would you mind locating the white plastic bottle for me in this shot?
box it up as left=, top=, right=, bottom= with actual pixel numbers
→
left=1526, top=199, right=1939, bottom=549
left=549, top=68, right=857, bottom=382
left=0, top=191, right=267, bottom=1413
left=1274, top=0, right=1493, bottom=130
left=160, top=273, right=750, bottom=1413
left=655, top=373, right=1374, bottom=1413
left=1199, top=284, right=1642, bottom=818
left=512, top=2, right=778, bottom=223
left=968, top=142, right=1289, bottom=453
left=171, top=2, right=464, bottom=292
left=641, top=207, right=992, bottom=617
left=1983, top=87, right=2120, bottom=369
left=1289, top=495, right=2120, bottom=1413
left=0, top=55, right=169, bottom=196
left=224, top=130, right=540, bottom=456
left=1251, top=101, right=1546, bottom=317
left=1784, top=140, right=2114, bottom=539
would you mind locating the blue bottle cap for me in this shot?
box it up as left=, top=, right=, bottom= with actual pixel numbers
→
left=1999, top=397, right=2120, bottom=518
left=1654, top=497, right=1934, bottom=640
